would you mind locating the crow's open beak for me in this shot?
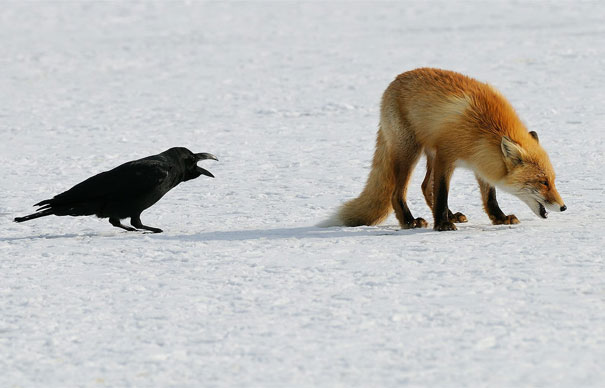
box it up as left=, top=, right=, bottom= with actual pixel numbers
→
left=196, top=167, right=214, bottom=178
left=196, top=153, right=218, bottom=161
left=195, top=153, right=218, bottom=178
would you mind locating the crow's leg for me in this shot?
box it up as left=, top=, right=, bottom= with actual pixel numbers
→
left=130, top=215, right=163, bottom=233
left=109, top=217, right=137, bottom=231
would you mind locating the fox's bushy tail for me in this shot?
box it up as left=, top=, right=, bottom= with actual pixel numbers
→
left=319, top=129, right=395, bottom=227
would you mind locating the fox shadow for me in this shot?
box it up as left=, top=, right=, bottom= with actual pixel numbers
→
left=157, top=225, right=435, bottom=242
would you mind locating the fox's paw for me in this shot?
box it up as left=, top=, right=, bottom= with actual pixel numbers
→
left=434, top=221, right=457, bottom=231
left=448, top=211, right=468, bottom=223
left=492, top=214, right=519, bottom=225
left=401, top=217, right=428, bottom=229
left=414, top=218, right=428, bottom=228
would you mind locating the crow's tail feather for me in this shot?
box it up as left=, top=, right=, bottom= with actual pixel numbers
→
left=34, top=199, right=52, bottom=209
left=14, top=209, right=54, bottom=223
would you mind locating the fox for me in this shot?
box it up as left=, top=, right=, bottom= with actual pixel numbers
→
left=320, top=67, right=566, bottom=231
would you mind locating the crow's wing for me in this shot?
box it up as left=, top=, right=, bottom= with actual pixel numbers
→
left=37, top=160, right=171, bottom=208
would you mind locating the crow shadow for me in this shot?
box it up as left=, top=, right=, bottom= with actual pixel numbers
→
left=0, top=232, right=119, bottom=241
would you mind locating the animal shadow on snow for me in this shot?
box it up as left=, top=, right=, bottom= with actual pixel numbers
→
left=158, top=221, right=522, bottom=242
left=1, top=232, right=105, bottom=241
left=157, top=225, right=435, bottom=242
left=3, top=222, right=517, bottom=242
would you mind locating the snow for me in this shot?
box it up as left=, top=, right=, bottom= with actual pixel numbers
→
left=1, top=1, right=604, bottom=387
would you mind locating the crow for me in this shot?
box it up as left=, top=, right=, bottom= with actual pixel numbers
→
left=14, top=147, right=218, bottom=233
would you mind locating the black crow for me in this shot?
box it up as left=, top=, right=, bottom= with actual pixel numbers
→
left=14, top=147, right=218, bottom=233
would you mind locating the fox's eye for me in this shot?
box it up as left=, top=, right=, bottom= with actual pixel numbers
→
left=540, top=180, right=549, bottom=187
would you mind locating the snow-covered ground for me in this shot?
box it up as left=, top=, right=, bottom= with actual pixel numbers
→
left=1, top=1, right=604, bottom=387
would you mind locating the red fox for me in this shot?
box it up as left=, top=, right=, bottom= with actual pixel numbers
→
left=321, top=68, right=566, bottom=231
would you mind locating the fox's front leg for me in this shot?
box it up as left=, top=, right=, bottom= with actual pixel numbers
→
left=476, top=175, right=519, bottom=225
left=432, top=154, right=457, bottom=231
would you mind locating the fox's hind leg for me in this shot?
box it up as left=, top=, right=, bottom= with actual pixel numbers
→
left=422, top=152, right=467, bottom=223
left=476, top=175, right=519, bottom=225
left=432, top=152, right=459, bottom=231
left=421, top=153, right=434, bottom=210
left=391, top=142, right=427, bottom=229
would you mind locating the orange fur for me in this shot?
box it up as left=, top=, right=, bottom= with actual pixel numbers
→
left=336, top=129, right=395, bottom=226
left=322, top=68, right=565, bottom=230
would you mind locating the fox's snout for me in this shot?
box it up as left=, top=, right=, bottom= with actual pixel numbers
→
left=545, top=201, right=566, bottom=213
left=544, top=188, right=566, bottom=213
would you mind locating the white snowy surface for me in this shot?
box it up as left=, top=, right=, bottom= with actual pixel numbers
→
left=1, top=1, right=604, bottom=387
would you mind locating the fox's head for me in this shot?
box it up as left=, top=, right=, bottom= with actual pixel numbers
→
left=498, top=131, right=566, bottom=219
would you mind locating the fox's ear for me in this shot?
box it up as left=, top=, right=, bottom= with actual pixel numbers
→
left=501, top=136, right=524, bottom=167
left=529, top=131, right=539, bottom=142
